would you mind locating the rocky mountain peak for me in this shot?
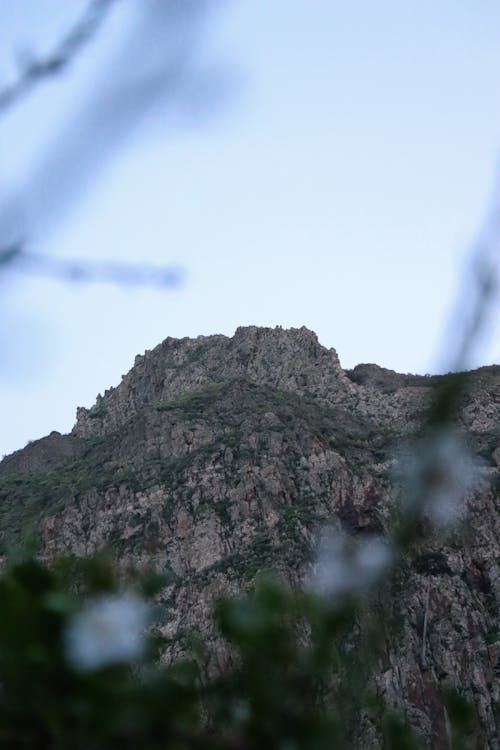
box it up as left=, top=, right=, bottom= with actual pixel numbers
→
left=73, top=326, right=351, bottom=438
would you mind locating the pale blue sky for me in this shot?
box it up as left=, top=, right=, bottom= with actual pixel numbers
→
left=1, top=0, right=500, bottom=457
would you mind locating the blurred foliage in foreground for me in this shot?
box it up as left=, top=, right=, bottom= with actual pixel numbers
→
left=0, top=552, right=427, bottom=749
left=0, top=436, right=479, bottom=750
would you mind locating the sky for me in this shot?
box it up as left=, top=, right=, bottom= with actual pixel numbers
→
left=1, top=0, right=500, bottom=457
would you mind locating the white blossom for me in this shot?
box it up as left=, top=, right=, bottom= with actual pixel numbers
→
left=64, top=592, right=149, bottom=672
left=309, top=526, right=392, bottom=601
left=398, top=428, right=478, bottom=526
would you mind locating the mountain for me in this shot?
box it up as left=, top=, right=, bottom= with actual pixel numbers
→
left=1, top=326, right=499, bottom=747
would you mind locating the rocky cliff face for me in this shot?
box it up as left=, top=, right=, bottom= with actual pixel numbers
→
left=0, top=326, right=499, bottom=747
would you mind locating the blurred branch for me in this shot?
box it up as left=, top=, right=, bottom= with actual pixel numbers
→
left=0, top=244, right=22, bottom=268
left=420, top=581, right=430, bottom=670
left=453, top=238, right=499, bottom=369
left=438, top=183, right=500, bottom=375
left=0, top=0, right=118, bottom=116
left=0, top=2, right=211, bottom=292
left=0, top=245, right=185, bottom=289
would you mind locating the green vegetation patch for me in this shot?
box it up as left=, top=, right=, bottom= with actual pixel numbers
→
left=0, top=442, right=139, bottom=545
left=156, top=381, right=226, bottom=415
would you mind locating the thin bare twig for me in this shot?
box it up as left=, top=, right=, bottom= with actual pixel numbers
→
left=0, top=0, right=118, bottom=115
left=420, top=580, right=431, bottom=670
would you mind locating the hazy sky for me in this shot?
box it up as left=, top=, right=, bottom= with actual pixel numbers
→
left=1, top=0, right=500, bottom=457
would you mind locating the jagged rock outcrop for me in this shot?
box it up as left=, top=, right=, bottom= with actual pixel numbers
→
left=73, top=326, right=353, bottom=438
left=0, top=326, right=499, bottom=747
